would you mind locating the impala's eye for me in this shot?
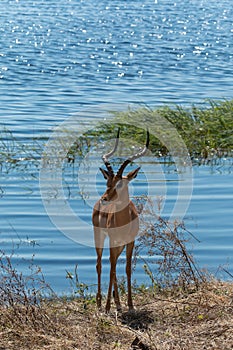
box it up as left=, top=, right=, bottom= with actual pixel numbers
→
left=116, top=180, right=123, bottom=189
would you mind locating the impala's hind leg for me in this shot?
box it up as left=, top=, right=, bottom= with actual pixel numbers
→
left=106, top=244, right=124, bottom=313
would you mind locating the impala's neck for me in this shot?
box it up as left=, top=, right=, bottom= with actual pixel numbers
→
left=115, top=202, right=133, bottom=227
left=115, top=184, right=130, bottom=207
left=114, top=184, right=134, bottom=227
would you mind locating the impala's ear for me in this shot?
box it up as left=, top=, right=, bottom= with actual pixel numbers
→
left=126, top=167, right=140, bottom=181
left=99, top=167, right=111, bottom=180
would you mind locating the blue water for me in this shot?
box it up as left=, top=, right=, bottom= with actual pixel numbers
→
left=0, top=0, right=233, bottom=294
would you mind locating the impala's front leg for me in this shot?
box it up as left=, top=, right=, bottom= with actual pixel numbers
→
left=126, top=241, right=134, bottom=310
left=96, top=247, right=103, bottom=309
left=113, top=273, right=122, bottom=312
left=106, top=254, right=116, bottom=313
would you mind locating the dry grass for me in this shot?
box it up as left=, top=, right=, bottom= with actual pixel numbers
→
left=1, top=208, right=232, bottom=349
left=0, top=280, right=232, bottom=350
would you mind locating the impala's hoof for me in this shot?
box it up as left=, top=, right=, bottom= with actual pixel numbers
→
left=96, top=294, right=102, bottom=309
left=128, top=306, right=135, bottom=313
left=116, top=305, right=122, bottom=312
left=105, top=302, right=111, bottom=314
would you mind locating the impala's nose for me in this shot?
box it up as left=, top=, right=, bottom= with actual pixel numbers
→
left=101, top=196, right=108, bottom=205
left=101, top=189, right=112, bottom=203
left=101, top=189, right=116, bottom=204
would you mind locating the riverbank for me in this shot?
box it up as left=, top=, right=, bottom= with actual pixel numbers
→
left=1, top=280, right=232, bottom=350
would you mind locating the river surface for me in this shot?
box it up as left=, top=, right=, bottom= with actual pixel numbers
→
left=0, top=0, right=233, bottom=294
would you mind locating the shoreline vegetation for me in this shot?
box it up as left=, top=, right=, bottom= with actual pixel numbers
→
left=1, top=203, right=233, bottom=349
left=92, top=99, right=233, bottom=163
left=0, top=99, right=233, bottom=170
left=1, top=99, right=233, bottom=348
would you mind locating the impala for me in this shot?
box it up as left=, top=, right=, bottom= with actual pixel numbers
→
left=92, top=129, right=149, bottom=312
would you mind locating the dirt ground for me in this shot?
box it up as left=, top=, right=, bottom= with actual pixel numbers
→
left=0, top=281, right=233, bottom=350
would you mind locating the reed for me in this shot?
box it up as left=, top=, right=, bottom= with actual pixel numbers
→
left=1, top=100, right=233, bottom=173
left=95, top=99, right=233, bottom=163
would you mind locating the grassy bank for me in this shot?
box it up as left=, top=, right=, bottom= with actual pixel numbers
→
left=0, top=280, right=233, bottom=350
left=1, top=99, right=233, bottom=171
left=1, top=209, right=233, bottom=350
left=90, top=99, right=233, bottom=163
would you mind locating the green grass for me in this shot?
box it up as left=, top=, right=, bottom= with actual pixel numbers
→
left=90, top=99, right=233, bottom=161
left=1, top=99, right=233, bottom=172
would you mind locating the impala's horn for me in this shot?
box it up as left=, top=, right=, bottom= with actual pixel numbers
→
left=101, top=128, right=120, bottom=177
left=116, top=129, right=149, bottom=178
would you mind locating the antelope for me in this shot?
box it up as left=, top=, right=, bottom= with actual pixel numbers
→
left=92, top=129, right=149, bottom=312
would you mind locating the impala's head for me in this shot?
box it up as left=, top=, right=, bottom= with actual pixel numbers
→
left=100, top=167, right=140, bottom=204
left=99, top=128, right=149, bottom=205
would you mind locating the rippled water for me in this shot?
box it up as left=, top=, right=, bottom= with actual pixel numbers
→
left=1, top=0, right=233, bottom=135
left=0, top=0, right=233, bottom=293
